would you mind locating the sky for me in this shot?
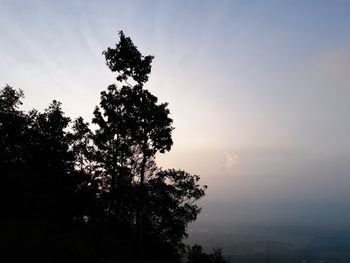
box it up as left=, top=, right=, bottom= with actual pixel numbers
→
left=1, top=0, right=350, bottom=226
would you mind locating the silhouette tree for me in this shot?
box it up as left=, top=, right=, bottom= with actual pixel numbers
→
left=93, top=31, right=206, bottom=257
left=101, top=31, right=173, bottom=188
left=92, top=84, right=138, bottom=226
left=94, top=31, right=174, bottom=236
left=0, top=85, right=28, bottom=219
left=67, top=117, right=97, bottom=223
left=0, top=86, right=91, bottom=261
left=20, top=100, right=79, bottom=228
left=0, top=31, right=207, bottom=262
left=70, top=117, right=93, bottom=174
left=146, top=170, right=207, bottom=246
left=0, top=85, right=26, bottom=170
left=28, top=100, right=72, bottom=176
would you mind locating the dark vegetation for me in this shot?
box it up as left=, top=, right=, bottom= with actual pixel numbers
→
left=187, top=245, right=228, bottom=263
left=0, top=31, right=229, bottom=262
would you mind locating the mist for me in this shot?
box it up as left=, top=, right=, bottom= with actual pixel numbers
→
left=2, top=0, right=350, bottom=262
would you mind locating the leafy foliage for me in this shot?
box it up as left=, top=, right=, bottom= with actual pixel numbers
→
left=103, top=31, right=154, bottom=85
left=0, top=31, right=207, bottom=261
left=0, top=85, right=26, bottom=168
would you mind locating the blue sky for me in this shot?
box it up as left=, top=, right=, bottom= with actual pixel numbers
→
left=1, top=0, right=350, bottom=224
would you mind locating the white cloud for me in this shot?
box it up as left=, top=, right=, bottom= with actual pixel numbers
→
left=218, top=152, right=239, bottom=174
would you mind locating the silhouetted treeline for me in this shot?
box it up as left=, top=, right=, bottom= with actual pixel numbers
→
left=0, top=31, right=208, bottom=262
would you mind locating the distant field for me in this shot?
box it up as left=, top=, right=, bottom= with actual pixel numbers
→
left=186, top=222, right=350, bottom=263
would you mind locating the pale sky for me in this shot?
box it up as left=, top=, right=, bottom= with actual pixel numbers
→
left=1, top=0, right=350, bottom=225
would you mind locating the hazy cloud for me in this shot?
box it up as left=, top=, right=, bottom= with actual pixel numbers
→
left=218, top=152, right=239, bottom=174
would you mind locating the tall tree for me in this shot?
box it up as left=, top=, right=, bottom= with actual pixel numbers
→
left=68, top=117, right=97, bottom=222
left=102, top=31, right=173, bottom=186
left=27, top=101, right=72, bottom=183
left=25, top=100, right=74, bottom=220
left=94, top=31, right=206, bottom=257
left=92, top=84, right=134, bottom=223
left=100, top=32, right=174, bottom=237
left=0, top=85, right=29, bottom=219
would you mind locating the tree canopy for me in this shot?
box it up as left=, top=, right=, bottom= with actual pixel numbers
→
left=0, top=31, right=208, bottom=262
